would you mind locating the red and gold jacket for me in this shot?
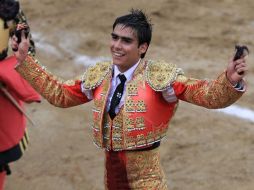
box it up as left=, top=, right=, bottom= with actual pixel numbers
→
left=16, top=55, right=244, bottom=151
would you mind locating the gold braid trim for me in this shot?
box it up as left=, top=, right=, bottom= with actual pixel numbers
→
left=177, top=72, right=244, bottom=109
left=125, top=148, right=168, bottom=189
left=16, top=54, right=85, bottom=107
left=81, top=61, right=112, bottom=90
left=145, top=60, right=183, bottom=91
left=19, top=128, right=29, bottom=154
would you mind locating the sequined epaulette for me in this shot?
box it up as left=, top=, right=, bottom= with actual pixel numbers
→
left=145, top=60, right=184, bottom=91
left=82, top=61, right=112, bottom=90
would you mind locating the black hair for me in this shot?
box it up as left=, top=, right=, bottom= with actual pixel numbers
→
left=0, top=48, right=8, bottom=61
left=112, top=9, right=152, bottom=58
left=0, top=0, right=20, bottom=22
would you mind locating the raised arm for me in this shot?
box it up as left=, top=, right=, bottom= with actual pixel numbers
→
left=12, top=30, right=91, bottom=108
left=173, top=53, right=248, bottom=109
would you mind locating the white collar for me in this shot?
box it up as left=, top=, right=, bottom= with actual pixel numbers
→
left=113, top=59, right=141, bottom=82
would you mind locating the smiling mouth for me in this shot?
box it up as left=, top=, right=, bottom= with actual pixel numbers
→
left=112, top=51, right=125, bottom=57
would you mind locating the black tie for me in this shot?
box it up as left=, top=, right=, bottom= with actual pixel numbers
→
left=108, top=74, right=127, bottom=119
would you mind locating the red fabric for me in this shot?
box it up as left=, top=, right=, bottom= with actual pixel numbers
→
left=93, top=80, right=177, bottom=150
left=0, top=172, right=6, bottom=190
left=126, top=83, right=177, bottom=137
left=63, top=82, right=89, bottom=103
left=105, top=151, right=131, bottom=190
left=0, top=56, right=41, bottom=151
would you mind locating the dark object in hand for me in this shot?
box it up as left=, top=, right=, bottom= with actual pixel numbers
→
left=233, top=45, right=249, bottom=75
left=233, top=45, right=249, bottom=61
left=14, top=26, right=30, bottom=44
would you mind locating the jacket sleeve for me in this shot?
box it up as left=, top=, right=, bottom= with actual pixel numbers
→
left=15, top=55, right=91, bottom=108
left=172, top=72, right=245, bottom=109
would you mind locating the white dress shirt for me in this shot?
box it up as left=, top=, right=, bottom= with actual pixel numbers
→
left=106, top=59, right=140, bottom=113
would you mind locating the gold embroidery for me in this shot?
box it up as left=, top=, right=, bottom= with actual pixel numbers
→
left=102, top=119, right=111, bottom=149
left=136, top=134, right=146, bottom=147
left=131, top=60, right=146, bottom=91
left=93, top=130, right=102, bottom=147
left=175, top=73, right=188, bottom=83
left=93, top=123, right=101, bottom=132
left=92, top=112, right=101, bottom=131
left=147, top=132, right=154, bottom=144
left=112, top=130, right=122, bottom=139
left=125, top=117, right=135, bottom=131
left=125, top=99, right=136, bottom=112
left=127, top=82, right=138, bottom=96
left=125, top=149, right=168, bottom=189
left=91, top=59, right=181, bottom=151
left=112, top=139, right=123, bottom=150
left=112, top=111, right=124, bottom=149
left=125, top=136, right=136, bottom=149
left=93, top=99, right=103, bottom=111
left=112, top=126, right=122, bottom=139
left=132, top=60, right=146, bottom=79
left=103, top=133, right=110, bottom=139
left=16, top=55, right=85, bottom=107
left=146, top=60, right=183, bottom=91
left=136, top=100, right=146, bottom=112
left=82, top=61, right=111, bottom=90
left=180, top=72, right=244, bottom=109
left=92, top=73, right=112, bottom=149
left=113, top=114, right=122, bottom=128
left=64, top=79, right=76, bottom=86
left=101, top=83, right=109, bottom=95
left=154, top=129, right=161, bottom=141
left=136, top=117, right=145, bottom=130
